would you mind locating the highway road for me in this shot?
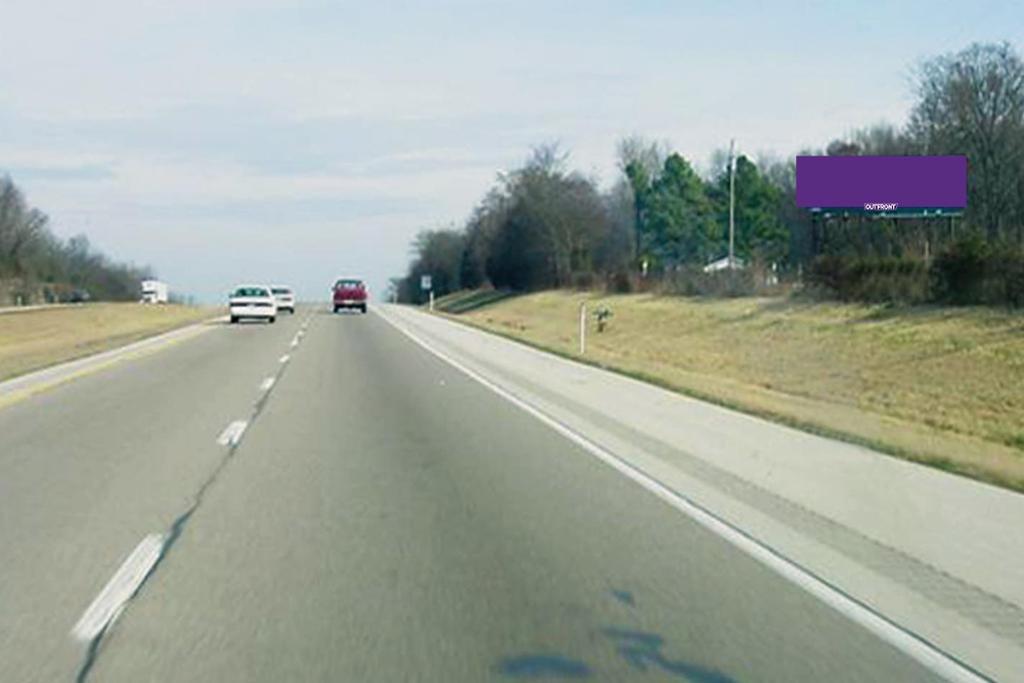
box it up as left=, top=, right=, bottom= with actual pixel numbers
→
left=0, top=305, right=980, bottom=681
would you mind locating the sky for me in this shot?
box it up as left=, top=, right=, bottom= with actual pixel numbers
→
left=1, top=0, right=1022, bottom=302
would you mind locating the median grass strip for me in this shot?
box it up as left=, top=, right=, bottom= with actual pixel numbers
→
left=443, top=291, right=1024, bottom=492
left=0, top=303, right=216, bottom=382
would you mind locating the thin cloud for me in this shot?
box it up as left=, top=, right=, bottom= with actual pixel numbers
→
left=2, top=163, right=115, bottom=182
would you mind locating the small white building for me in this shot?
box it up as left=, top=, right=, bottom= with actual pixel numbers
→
left=702, top=256, right=746, bottom=273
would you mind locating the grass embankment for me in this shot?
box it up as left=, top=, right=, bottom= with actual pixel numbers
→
left=439, top=290, right=1024, bottom=491
left=432, top=289, right=517, bottom=313
left=0, top=303, right=216, bottom=381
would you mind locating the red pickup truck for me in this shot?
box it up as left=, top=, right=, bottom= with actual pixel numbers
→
left=332, top=278, right=368, bottom=313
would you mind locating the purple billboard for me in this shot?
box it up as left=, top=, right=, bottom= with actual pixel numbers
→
left=796, top=155, right=967, bottom=211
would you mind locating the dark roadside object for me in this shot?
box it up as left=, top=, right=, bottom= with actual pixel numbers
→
left=595, top=305, right=612, bottom=332
left=68, top=289, right=91, bottom=303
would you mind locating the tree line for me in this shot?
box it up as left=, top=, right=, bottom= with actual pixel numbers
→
left=396, top=42, right=1024, bottom=306
left=0, top=175, right=151, bottom=304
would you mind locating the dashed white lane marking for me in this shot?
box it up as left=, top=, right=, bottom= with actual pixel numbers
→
left=375, top=308, right=988, bottom=683
left=216, top=420, right=248, bottom=447
left=71, top=533, right=166, bottom=642
left=279, top=354, right=290, bottom=364
left=71, top=320, right=315, bottom=646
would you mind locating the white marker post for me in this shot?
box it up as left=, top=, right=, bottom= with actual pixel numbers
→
left=579, top=301, right=586, bottom=355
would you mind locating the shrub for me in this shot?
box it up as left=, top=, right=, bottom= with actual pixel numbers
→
left=806, top=238, right=1024, bottom=307
left=808, top=255, right=930, bottom=303
left=606, top=269, right=634, bottom=293
left=661, top=265, right=756, bottom=297
left=571, top=271, right=596, bottom=290
left=930, top=235, right=990, bottom=304
left=1001, top=253, right=1024, bottom=307
left=931, top=237, right=1024, bottom=307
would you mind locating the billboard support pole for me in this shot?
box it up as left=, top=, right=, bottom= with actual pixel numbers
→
left=810, top=212, right=819, bottom=259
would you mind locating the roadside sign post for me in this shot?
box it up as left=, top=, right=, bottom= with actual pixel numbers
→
left=420, top=275, right=433, bottom=311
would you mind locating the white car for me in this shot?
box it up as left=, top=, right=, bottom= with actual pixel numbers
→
left=229, top=285, right=277, bottom=324
left=270, top=285, right=296, bottom=314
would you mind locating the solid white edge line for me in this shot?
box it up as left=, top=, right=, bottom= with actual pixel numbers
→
left=259, top=377, right=276, bottom=392
left=374, top=307, right=988, bottom=683
left=216, top=419, right=248, bottom=447
left=71, top=533, right=166, bottom=642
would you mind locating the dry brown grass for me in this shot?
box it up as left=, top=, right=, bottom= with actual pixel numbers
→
left=453, top=291, right=1024, bottom=490
left=0, top=303, right=216, bottom=381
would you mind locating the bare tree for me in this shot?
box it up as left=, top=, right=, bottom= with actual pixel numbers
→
left=0, top=176, right=150, bottom=303
left=0, top=177, right=26, bottom=277
left=825, top=139, right=862, bottom=156
left=617, top=135, right=668, bottom=263
left=507, top=147, right=606, bottom=287
left=616, top=135, right=667, bottom=179
left=0, top=178, right=48, bottom=278
left=851, top=123, right=914, bottom=155
left=908, top=42, right=1024, bottom=240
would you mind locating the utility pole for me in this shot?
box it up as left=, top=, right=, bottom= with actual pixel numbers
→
left=728, top=138, right=736, bottom=269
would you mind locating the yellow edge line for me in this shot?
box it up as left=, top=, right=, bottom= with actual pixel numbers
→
left=0, top=326, right=210, bottom=411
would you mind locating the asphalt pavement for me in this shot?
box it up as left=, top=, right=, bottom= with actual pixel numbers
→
left=0, top=305, right=974, bottom=681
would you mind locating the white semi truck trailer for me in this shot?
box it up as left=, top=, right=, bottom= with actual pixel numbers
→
left=140, top=279, right=169, bottom=304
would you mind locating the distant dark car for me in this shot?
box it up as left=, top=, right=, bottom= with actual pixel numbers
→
left=332, top=278, right=367, bottom=313
left=68, top=289, right=91, bottom=303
